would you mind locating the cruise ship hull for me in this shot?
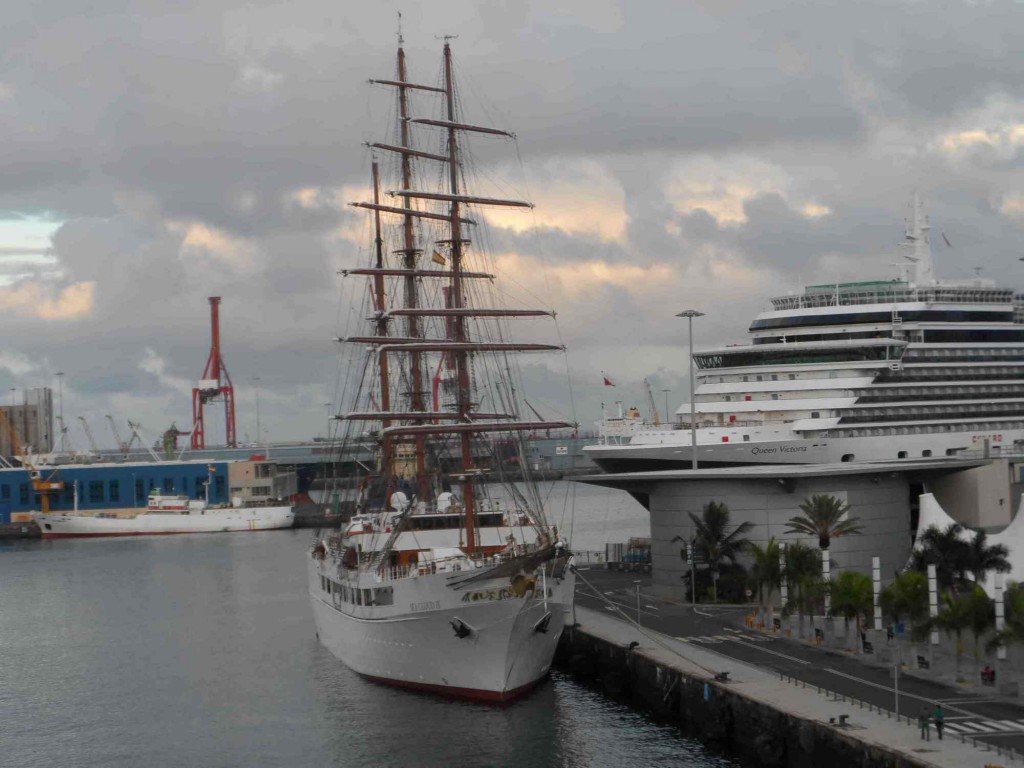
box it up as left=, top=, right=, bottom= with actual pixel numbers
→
left=35, top=506, right=295, bottom=538
left=586, top=430, right=1019, bottom=473
left=308, top=558, right=573, bottom=702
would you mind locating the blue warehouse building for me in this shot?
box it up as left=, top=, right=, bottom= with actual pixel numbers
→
left=0, top=460, right=232, bottom=521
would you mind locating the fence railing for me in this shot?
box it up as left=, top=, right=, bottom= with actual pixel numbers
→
left=776, top=671, right=1022, bottom=762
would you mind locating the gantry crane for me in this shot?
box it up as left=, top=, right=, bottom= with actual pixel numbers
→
left=191, top=296, right=237, bottom=449
left=78, top=416, right=100, bottom=456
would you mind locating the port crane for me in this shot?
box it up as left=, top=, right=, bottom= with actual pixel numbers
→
left=106, top=414, right=128, bottom=456
left=643, top=378, right=661, bottom=426
left=78, top=416, right=101, bottom=456
left=191, top=296, right=237, bottom=449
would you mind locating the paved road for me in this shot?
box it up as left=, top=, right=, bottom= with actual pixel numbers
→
left=574, top=567, right=1024, bottom=754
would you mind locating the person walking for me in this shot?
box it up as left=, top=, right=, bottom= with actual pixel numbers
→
left=918, top=707, right=931, bottom=741
left=933, top=704, right=945, bottom=740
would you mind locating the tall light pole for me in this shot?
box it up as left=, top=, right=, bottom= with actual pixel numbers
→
left=676, top=309, right=705, bottom=470
left=324, top=402, right=332, bottom=437
left=253, top=377, right=261, bottom=446
left=662, top=388, right=671, bottom=425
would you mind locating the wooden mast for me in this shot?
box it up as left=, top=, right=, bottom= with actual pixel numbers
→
left=396, top=43, right=431, bottom=502
left=371, top=161, right=393, bottom=496
left=442, top=41, right=478, bottom=552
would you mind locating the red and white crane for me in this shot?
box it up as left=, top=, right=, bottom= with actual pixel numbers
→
left=191, top=296, right=237, bottom=449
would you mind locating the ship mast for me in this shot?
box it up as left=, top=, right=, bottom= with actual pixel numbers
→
left=442, top=40, right=479, bottom=551
left=396, top=43, right=431, bottom=502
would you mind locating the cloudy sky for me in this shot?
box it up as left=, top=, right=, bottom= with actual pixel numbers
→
left=3, top=0, right=1024, bottom=446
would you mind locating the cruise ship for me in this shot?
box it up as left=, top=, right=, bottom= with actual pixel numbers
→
left=585, top=196, right=1024, bottom=472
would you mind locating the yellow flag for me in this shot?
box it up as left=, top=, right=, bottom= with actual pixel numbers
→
left=432, top=250, right=446, bottom=266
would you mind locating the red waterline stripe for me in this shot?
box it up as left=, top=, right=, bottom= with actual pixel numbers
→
left=360, top=672, right=544, bottom=703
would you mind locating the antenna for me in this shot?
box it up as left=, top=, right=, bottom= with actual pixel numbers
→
left=396, top=11, right=403, bottom=45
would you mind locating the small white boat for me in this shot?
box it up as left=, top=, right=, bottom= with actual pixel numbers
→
left=35, top=490, right=294, bottom=539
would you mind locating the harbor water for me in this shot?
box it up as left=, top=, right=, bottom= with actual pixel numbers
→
left=1, top=482, right=739, bottom=768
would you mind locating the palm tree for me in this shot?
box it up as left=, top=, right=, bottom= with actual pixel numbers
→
left=688, top=501, right=753, bottom=602
left=963, top=530, right=1011, bottom=585
left=988, top=581, right=1024, bottom=652
left=933, top=591, right=974, bottom=682
left=910, top=523, right=969, bottom=590
left=964, top=585, right=995, bottom=678
left=746, top=538, right=782, bottom=628
left=785, top=494, right=864, bottom=613
left=880, top=570, right=929, bottom=663
left=783, top=541, right=822, bottom=637
left=831, top=570, right=873, bottom=652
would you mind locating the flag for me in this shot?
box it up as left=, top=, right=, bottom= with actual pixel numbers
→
left=603, top=374, right=615, bottom=387
left=432, top=250, right=447, bottom=265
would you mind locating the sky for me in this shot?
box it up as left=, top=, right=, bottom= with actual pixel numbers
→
left=3, top=0, right=1024, bottom=446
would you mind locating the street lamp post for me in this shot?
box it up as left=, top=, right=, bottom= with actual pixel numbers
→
left=675, top=310, right=705, bottom=470
left=662, top=388, right=671, bottom=425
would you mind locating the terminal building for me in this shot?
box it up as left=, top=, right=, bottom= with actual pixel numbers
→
left=580, top=454, right=1018, bottom=599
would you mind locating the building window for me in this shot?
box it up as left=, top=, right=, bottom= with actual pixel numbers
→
left=163, top=478, right=174, bottom=493
left=89, top=481, right=104, bottom=503
left=1, top=484, right=9, bottom=500
left=18, top=484, right=27, bottom=504
left=135, top=480, right=144, bottom=504
left=109, top=480, right=120, bottom=502
left=215, top=475, right=225, bottom=499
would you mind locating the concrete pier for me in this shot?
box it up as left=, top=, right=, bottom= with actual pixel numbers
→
left=558, top=606, right=1010, bottom=768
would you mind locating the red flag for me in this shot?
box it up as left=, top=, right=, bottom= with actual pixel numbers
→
left=603, top=375, right=615, bottom=387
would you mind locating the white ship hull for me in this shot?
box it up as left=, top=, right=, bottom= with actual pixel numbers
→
left=586, top=428, right=1023, bottom=472
left=308, top=557, right=573, bottom=701
left=35, top=505, right=295, bottom=538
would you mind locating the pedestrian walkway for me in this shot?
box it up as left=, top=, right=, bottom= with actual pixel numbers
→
left=944, top=718, right=1024, bottom=735
left=575, top=605, right=1017, bottom=768
left=677, top=632, right=775, bottom=645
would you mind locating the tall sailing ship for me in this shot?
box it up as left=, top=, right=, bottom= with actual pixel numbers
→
left=308, top=39, right=575, bottom=701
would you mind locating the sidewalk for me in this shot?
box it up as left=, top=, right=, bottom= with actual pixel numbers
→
left=577, top=605, right=1017, bottom=768
left=727, top=608, right=1024, bottom=707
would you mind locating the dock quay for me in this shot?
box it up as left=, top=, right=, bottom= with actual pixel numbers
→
left=559, top=596, right=1019, bottom=767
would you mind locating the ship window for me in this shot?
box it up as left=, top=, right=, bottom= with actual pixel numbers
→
left=109, top=480, right=119, bottom=502
left=771, top=394, right=779, bottom=400
left=841, top=454, right=854, bottom=462
left=789, top=374, right=796, bottom=380
left=898, top=451, right=908, bottom=458
left=771, top=374, right=778, bottom=381
left=745, top=395, right=752, bottom=401
left=743, top=376, right=749, bottom=382
left=724, top=396, right=732, bottom=402
left=373, top=586, right=394, bottom=606
left=756, top=375, right=763, bottom=381
left=811, top=412, right=820, bottom=418
left=946, top=449, right=959, bottom=456
left=89, top=481, right=104, bottom=503
left=743, top=435, right=750, bottom=442
left=922, top=450, right=932, bottom=457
